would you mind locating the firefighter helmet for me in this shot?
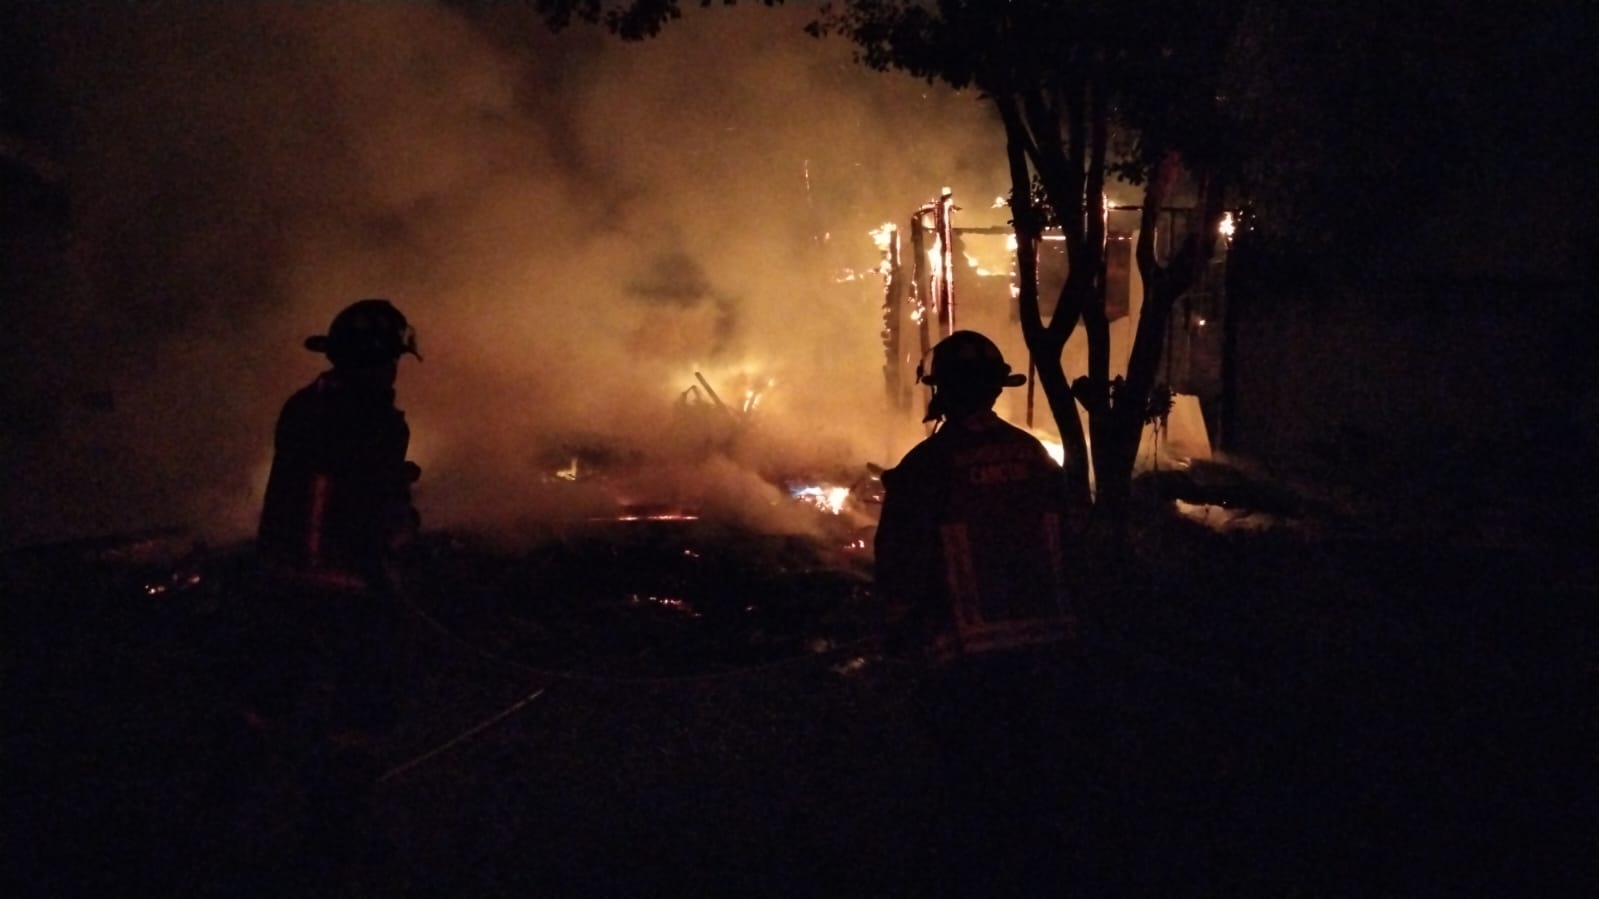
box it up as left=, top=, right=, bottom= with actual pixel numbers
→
left=304, top=299, right=421, bottom=366
left=920, top=330, right=1026, bottom=389
left=919, top=330, right=1025, bottom=422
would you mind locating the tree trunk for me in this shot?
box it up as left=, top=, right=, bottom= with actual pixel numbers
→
left=1001, top=104, right=1091, bottom=505
left=1095, top=163, right=1225, bottom=538
left=1098, top=270, right=1183, bottom=538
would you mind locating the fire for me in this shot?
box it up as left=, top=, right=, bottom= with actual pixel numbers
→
left=682, top=368, right=774, bottom=418
left=1037, top=438, right=1066, bottom=467
left=607, top=512, right=700, bottom=522
left=1219, top=211, right=1236, bottom=240
left=835, top=224, right=902, bottom=283
left=790, top=484, right=851, bottom=515
left=870, top=222, right=897, bottom=253
left=740, top=375, right=773, bottom=414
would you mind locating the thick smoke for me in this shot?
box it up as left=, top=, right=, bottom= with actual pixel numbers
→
left=2, top=2, right=1007, bottom=549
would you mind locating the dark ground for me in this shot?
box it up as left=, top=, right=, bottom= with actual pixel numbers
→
left=3, top=496, right=1594, bottom=898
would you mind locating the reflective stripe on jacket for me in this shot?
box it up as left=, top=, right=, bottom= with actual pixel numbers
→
left=875, top=410, right=1077, bottom=664
left=258, top=371, right=414, bottom=590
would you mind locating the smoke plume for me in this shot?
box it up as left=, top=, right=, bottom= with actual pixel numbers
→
left=1, top=2, right=1007, bottom=549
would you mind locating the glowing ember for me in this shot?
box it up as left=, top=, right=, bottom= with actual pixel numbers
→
left=144, top=570, right=203, bottom=597
left=600, top=502, right=701, bottom=522
left=627, top=593, right=700, bottom=617
left=791, top=484, right=851, bottom=514
left=1219, top=211, right=1236, bottom=239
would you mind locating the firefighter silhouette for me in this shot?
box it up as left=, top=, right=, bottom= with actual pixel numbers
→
left=877, top=329, right=1075, bottom=657
left=874, top=329, right=1081, bottom=894
left=258, top=298, right=422, bottom=586
left=246, top=298, right=423, bottom=866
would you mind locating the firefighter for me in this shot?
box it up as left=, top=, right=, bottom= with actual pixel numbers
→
left=874, top=329, right=1082, bottom=895
left=247, top=298, right=423, bottom=868
left=258, top=297, right=422, bottom=585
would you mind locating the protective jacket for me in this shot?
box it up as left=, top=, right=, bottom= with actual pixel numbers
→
left=258, top=370, right=417, bottom=592
left=875, top=409, right=1076, bottom=664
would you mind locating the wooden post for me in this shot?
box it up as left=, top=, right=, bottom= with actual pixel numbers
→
left=933, top=187, right=956, bottom=334
left=910, top=212, right=931, bottom=365
left=881, top=225, right=907, bottom=412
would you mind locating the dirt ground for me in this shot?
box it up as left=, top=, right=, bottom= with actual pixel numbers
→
left=3, top=508, right=1594, bottom=898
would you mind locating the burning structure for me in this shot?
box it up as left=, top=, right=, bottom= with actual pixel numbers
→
left=520, top=178, right=1225, bottom=543
left=0, top=3, right=1241, bottom=553
left=870, top=187, right=1223, bottom=474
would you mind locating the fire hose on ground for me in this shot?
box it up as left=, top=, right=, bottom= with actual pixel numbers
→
left=376, top=587, right=883, bottom=786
